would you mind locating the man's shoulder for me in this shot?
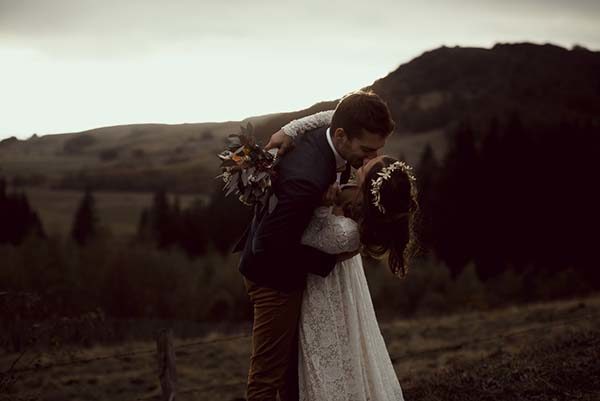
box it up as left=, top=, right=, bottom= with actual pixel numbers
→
left=276, top=126, right=335, bottom=187
left=296, top=125, right=329, bottom=144
left=291, top=125, right=333, bottom=159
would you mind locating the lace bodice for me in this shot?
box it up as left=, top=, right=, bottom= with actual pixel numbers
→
left=301, top=206, right=360, bottom=254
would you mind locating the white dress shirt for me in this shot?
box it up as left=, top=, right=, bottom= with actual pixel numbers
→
left=326, top=128, right=347, bottom=183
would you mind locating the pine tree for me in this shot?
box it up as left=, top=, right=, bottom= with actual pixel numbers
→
left=0, top=176, right=7, bottom=244
left=152, top=188, right=173, bottom=249
left=433, top=121, right=481, bottom=277
left=136, top=208, right=152, bottom=243
left=0, top=176, right=6, bottom=200
left=415, top=144, right=440, bottom=253
left=71, top=186, right=97, bottom=246
left=178, top=199, right=210, bottom=257
left=473, top=118, right=506, bottom=279
left=0, top=185, right=45, bottom=245
left=205, top=183, right=252, bottom=254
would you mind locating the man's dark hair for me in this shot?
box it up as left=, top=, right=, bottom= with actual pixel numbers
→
left=330, top=90, right=395, bottom=139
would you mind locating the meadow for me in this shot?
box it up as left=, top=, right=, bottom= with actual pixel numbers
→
left=1, top=294, right=598, bottom=401
left=2, top=42, right=599, bottom=401
left=23, top=187, right=203, bottom=238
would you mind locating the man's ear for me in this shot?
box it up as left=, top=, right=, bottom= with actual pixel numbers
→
left=333, top=128, right=346, bottom=140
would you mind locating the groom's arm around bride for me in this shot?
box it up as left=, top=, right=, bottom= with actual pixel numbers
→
left=238, top=130, right=341, bottom=287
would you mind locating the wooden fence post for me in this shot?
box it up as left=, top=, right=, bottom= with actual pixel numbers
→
left=157, top=328, right=177, bottom=401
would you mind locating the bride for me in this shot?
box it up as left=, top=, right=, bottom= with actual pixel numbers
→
left=268, top=111, right=420, bottom=401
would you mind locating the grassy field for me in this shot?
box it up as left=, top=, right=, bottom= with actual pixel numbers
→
left=2, top=294, right=599, bottom=401
left=12, top=126, right=445, bottom=241
left=24, top=188, right=205, bottom=238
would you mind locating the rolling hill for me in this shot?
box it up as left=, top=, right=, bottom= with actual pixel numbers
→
left=1, top=42, right=598, bottom=196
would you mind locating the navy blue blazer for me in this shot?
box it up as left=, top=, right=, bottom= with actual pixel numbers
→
left=235, top=126, right=338, bottom=292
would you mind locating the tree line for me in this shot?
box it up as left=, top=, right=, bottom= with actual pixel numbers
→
left=0, top=178, right=45, bottom=245
left=1, top=112, right=598, bottom=328
left=416, top=113, right=599, bottom=287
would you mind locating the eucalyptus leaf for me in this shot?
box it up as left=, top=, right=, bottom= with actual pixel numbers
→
left=226, top=182, right=238, bottom=197
left=230, top=172, right=240, bottom=187
left=256, top=172, right=268, bottom=181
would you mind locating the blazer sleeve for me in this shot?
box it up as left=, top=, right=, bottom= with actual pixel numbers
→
left=252, top=176, right=337, bottom=277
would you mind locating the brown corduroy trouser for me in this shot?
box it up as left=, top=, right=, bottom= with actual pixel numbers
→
left=244, top=278, right=303, bottom=401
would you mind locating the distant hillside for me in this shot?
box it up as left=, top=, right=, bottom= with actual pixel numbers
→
left=0, top=121, right=245, bottom=193
left=1, top=42, right=598, bottom=193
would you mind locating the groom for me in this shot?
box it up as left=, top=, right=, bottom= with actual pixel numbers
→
left=234, top=90, right=395, bottom=401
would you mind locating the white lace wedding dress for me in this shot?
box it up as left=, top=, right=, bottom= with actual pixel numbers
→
left=299, top=206, right=405, bottom=401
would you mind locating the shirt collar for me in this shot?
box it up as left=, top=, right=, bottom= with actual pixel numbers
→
left=326, top=127, right=346, bottom=171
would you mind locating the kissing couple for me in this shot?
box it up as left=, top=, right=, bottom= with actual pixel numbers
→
left=234, top=90, right=419, bottom=401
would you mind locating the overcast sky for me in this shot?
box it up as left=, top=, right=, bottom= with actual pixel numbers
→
left=1, top=0, right=599, bottom=139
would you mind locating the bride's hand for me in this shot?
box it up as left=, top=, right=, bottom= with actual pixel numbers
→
left=321, top=184, right=340, bottom=207
left=264, top=129, right=295, bottom=157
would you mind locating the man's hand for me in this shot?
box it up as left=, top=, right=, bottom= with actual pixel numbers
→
left=264, top=129, right=295, bottom=157
left=336, top=249, right=360, bottom=263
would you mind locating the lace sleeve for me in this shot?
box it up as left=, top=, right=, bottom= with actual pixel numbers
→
left=282, top=110, right=335, bottom=138
left=301, top=206, right=360, bottom=254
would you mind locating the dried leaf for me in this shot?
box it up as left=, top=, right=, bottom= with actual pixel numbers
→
left=225, top=182, right=238, bottom=197
left=268, top=194, right=278, bottom=214
left=256, top=171, right=268, bottom=181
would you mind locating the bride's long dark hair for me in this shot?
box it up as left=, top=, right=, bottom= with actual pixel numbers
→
left=358, top=156, right=420, bottom=277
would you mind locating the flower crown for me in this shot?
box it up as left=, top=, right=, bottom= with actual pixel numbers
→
left=370, top=160, right=417, bottom=214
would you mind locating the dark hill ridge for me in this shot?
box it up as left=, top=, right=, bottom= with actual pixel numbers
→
left=249, top=42, right=600, bottom=140
left=1, top=42, right=598, bottom=192
left=370, top=43, right=600, bottom=132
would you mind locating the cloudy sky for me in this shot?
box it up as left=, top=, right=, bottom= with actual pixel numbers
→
left=1, top=0, right=599, bottom=140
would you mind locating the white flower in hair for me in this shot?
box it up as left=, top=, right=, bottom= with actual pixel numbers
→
left=370, top=161, right=417, bottom=214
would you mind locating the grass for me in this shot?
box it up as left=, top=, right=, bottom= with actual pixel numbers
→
left=404, top=331, right=600, bottom=401
left=1, top=294, right=599, bottom=401
left=12, top=124, right=441, bottom=239
left=23, top=188, right=205, bottom=237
